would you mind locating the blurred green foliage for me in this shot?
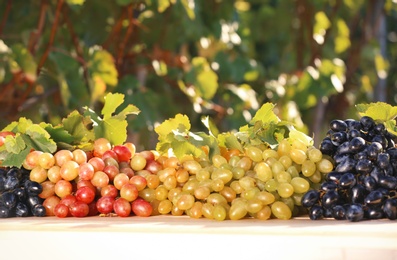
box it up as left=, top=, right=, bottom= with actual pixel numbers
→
left=1, top=0, right=397, bottom=150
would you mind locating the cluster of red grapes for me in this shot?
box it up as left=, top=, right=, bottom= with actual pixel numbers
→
left=21, top=138, right=155, bottom=218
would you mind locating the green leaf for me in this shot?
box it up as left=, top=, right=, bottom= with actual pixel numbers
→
left=356, top=102, right=397, bottom=122
left=4, top=134, right=26, bottom=154
left=41, top=123, right=75, bottom=145
left=250, top=103, right=279, bottom=125
left=66, top=0, right=85, bottom=5
left=0, top=148, right=30, bottom=168
left=313, top=11, right=331, bottom=36
left=217, top=132, right=244, bottom=152
left=187, top=57, right=219, bottom=100
left=102, top=92, right=125, bottom=120
left=384, top=120, right=397, bottom=136
left=158, top=0, right=171, bottom=12
left=201, top=116, right=219, bottom=137
left=62, top=110, right=95, bottom=145
left=89, top=49, right=118, bottom=87
left=288, top=126, right=313, bottom=147
left=335, top=18, right=350, bottom=53
left=10, top=44, right=37, bottom=82
left=155, top=114, right=191, bottom=141
left=181, top=0, right=195, bottom=20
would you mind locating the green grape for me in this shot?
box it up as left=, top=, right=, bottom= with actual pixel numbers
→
left=271, top=201, right=292, bottom=220
left=212, top=154, right=228, bottom=168
left=241, top=187, right=260, bottom=200
left=292, top=193, right=303, bottom=206
left=236, top=157, right=253, bottom=171
left=213, top=204, right=227, bottom=221
left=254, top=162, right=272, bottom=182
left=211, top=168, right=233, bottom=184
left=163, top=175, right=177, bottom=190
left=196, top=169, right=210, bottom=181
left=232, top=167, right=245, bottom=180
left=301, top=160, right=316, bottom=177
left=278, top=155, right=292, bottom=169
left=155, top=185, right=169, bottom=201
left=262, top=149, right=279, bottom=161
left=245, top=146, right=263, bottom=162
left=201, top=202, right=214, bottom=219
left=286, top=165, right=300, bottom=178
left=228, top=156, right=241, bottom=167
left=290, top=148, right=307, bottom=164
left=158, top=199, right=172, bottom=214
left=230, top=180, right=244, bottom=194
left=264, top=179, right=278, bottom=192
left=277, top=182, right=294, bottom=198
left=194, top=186, right=211, bottom=200
left=238, top=176, right=256, bottom=190
left=219, top=186, right=237, bottom=203
left=277, top=139, right=291, bottom=157
left=256, top=191, right=275, bottom=205
left=245, top=198, right=263, bottom=214
left=271, top=161, right=285, bottom=175
left=254, top=205, right=272, bottom=220
left=207, top=193, right=228, bottom=206
left=307, top=147, right=322, bottom=162
left=281, top=197, right=295, bottom=211
left=168, top=187, right=182, bottom=202
left=229, top=202, right=248, bottom=220
left=290, top=177, right=310, bottom=193
left=317, top=158, right=334, bottom=173
left=183, top=160, right=202, bottom=174
left=187, top=201, right=203, bottom=219
left=182, top=179, right=199, bottom=193
left=275, top=171, right=291, bottom=183
left=210, top=178, right=224, bottom=192
left=176, top=193, right=195, bottom=210
left=308, top=170, right=322, bottom=183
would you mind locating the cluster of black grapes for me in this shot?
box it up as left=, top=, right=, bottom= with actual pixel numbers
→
left=302, top=116, right=397, bottom=222
left=0, top=167, right=46, bottom=218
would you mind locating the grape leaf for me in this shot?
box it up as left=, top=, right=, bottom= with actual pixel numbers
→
left=83, top=92, right=140, bottom=145
left=41, top=123, right=75, bottom=145
left=0, top=148, right=30, bottom=167
left=62, top=110, right=95, bottom=146
left=217, top=132, right=244, bottom=152
left=356, top=102, right=397, bottom=122
left=4, top=134, right=26, bottom=154
left=250, top=103, right=280, bottom=125
left=384, top=120, right=397, bottom=136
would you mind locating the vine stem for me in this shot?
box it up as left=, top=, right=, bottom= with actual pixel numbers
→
left=37, top=0, right=64, bottom=74
left=0, top=0, right=12, bottom=36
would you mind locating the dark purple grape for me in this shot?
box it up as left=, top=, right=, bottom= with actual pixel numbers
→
left=4, top=175, right=19, bottom=191
left=330, top=119, right=348, bottom=132
left=364, top=190, right=385, bottom=206
left=14, top=187, right=27, bottom=201
left=347, top=129, right=361, bottom=140
left=363, top=175, right=377, bottom=191
left=355, top=159, right=373, bottom=174
left=366, top=142, right=383, bottom=161
left=326, top=171, right=343, bottom=183
left=365, top=206, right=384, bottom=219
left=332, top=205, right=346, bottom=220
left=350, top=184, right=366, bottom=204
left=370, top=166, right=384, bottom=183
left=301, top=190, right=320, bottom=208
left=335, top=141, right=351, bottom=155
left=378, top=175, right=397, bottom=190
left=0, top=205, right=10, bottom=218
left=309, top=205, right=324, bottom=220
left=334, top=154, right=351, bottom=164
left=0, top=175, right=5, bottom=193
left=27, top=181, right=43, bottom=196
left=319, top=138, right=336, bottom=155
left=15, top=202, right=29, bottom=217
left=354, top=151, right=368, bottom=161
left=339, top=172, right=356, bottom=189
left=335, top=157, right=356, bottom=172
left=27, top=195, right=43, bottom=209
left=383, top=198, right=397, bottom=220
left=372, top=135, right=388, bottom=149
left=321, top=190, right=339, bottom=209
left=374, top=123, right=386, bottom=134
left=349, top=137, right=366, bottom=153
left=320, top=181, right=338, bottom=191
left=377, top=153, right=390, bottom=169
left=31, top=204, right=46, bottom=217
left=331, top=132, right=347, bottom=146
left=346, top=204, right=364, bottom=222
left=1, top=191, right=17, bottom=209
left=360, top=116, right=375, bottom=131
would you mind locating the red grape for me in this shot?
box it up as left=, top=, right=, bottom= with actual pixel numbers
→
left=75, top=186, right=96, bottom=204
left=113, top=145, right=132, bottom=162
left=70, top=201, right=89, bottom=217
left=96, top=196, right=115, bottom=214
left=131, top=198, right=153, bottom=217
left=113, top=197, right=131, bottom=217
left=54, top=203, right=70, bottom=218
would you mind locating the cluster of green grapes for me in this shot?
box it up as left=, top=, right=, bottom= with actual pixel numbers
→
left=20, top=136, right=333, bottom=220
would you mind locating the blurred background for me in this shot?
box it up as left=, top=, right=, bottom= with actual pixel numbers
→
left=0, top=0, right=397, bottom=150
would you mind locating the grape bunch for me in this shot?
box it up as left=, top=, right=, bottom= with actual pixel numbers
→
left=302, top=116, right=397, bottom=221
left=0, top=167, right=46, bottom=218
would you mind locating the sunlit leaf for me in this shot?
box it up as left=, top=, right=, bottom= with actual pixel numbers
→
left=356, top=102, right=397, bottom=122
left=335, top=19, right=350, bottom=53
left=89, top=49, right=118, bottom=87
left=10, top=44, right=37, bottom=82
